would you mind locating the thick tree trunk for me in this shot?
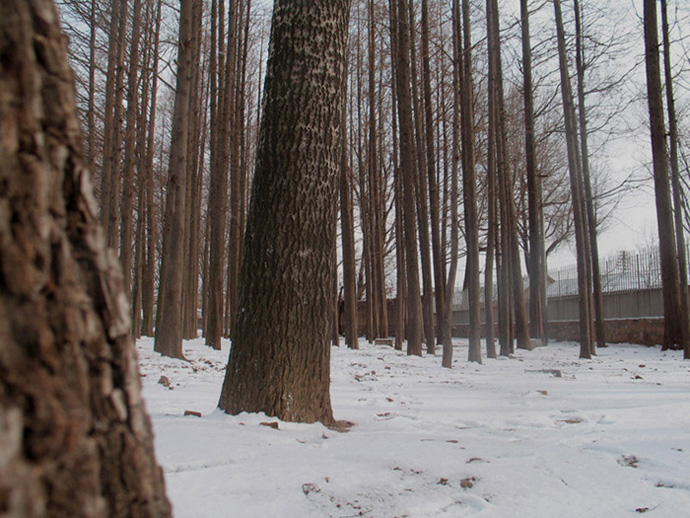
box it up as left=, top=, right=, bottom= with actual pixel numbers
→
left=218, top=0, right=351, bottom=424
left=0, top=1, right=171, bottom=514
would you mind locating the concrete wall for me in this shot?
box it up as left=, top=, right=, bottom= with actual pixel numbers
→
left=547, top=288, right=664, bottom=321
left=448, top=287, right=667, bottom=346
left=450, top=317, right=665, bottom=346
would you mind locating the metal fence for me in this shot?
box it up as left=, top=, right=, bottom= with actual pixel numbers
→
left=452, top=246, right=672, bottom=313
left=547, top=246, right=669, bottom=297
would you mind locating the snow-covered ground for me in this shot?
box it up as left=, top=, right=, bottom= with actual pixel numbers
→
left=138, top=337, right=690, bottom=518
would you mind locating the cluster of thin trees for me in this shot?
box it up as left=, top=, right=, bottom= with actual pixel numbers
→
left=2, top=0, right=690, bottom=514
left=56, top=0, right=659, bottom=366
left=56, top=0, right=690, bottom=366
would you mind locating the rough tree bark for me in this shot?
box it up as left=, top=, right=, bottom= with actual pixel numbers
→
left=0, top=0, right=170, bottom=515
left=218, top=0, right=351, bottom=424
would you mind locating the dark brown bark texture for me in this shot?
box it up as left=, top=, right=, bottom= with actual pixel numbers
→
left=218, top=0, right=351, bottom=424
left=0, top=1, right=171, bottom=516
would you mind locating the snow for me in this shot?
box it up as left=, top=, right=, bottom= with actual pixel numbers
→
left=137, top=337, right=690, bottom=517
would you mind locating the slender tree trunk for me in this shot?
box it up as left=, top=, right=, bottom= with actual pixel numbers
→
left=0, top=0, right=171, bottom=513
left=141, top=0, right=162, bottom=338
left=422, top=0, right=445, bottom=349
left=155, top=0, right=196, bottom=360
left=182, top=3, right=204, bottom=340
left=442, top=0, right=463, bottom=367
left=219, top=0, right=352, bottom=424
left=120, top=0, right=144, bottom=305
left=206, top=0, right=235, bottom=349
left=106, top=0, right=129, bottom=250
left=661, top=0, right=690, bottom=359
left=644, top=0, right=686, bottom=352
left=389, top=13, right=407, bottom=350
left=393, top=0, right=424, bottom=356
left=409, top=0, right=436, bottom=354
left=341, top=62, right=359, bottom=349
left=574, top=0, right=604, bottom=352
left=521, top=0, right=546, bottom=345
left=461, top=0, right=481, bottom=363
left=87, top=0, right=98, bottom=169
left=367, top=0, right=386, bottom=340
left=99, top=0, right=126, bottom=236
left=554, top=0, right=593, bottom=358
left=228, top=0, right=244, bottom=339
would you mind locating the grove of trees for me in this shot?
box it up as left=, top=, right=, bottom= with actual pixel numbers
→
left=51, top=0, right=690, bottom=372
left=2, top=0, right=690, bottom=512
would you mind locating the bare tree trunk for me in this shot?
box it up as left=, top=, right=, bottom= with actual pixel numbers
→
left=120, top=0, right=144, bottom=305
left=521, top=0, right=546, bottom=346
left=206, top=0, right=235, bottom=349
left=661, top=0, right=690, bottom=359
left=227, top=0, right=244, bottom=339
left=0, top=0, right=171, bottom=513
left=106, top=0, right=128, bottom=250
left=409, top=0, right=436, bottom=354
left=388, top=14, right=407, bottom=350
left=644, top=0, right=686, bottom=352
left=367, top=0, right=386, bottom=340
left=488, top=0, right=526, bottom=359
left=141, top=0, right=162, bottom=338
left=182, top=3, right=204, bottom=340
left=155, top=0, right=197, bottom=360
left=341, top=62, right=359, bottom=349
left=99, top=0, right=126, bottom=239
left=442, top=0, right=463, bottom=367
left=484, top=50, right=498, bottom=358
left=422, top=0, right=445, bottom=350
left=218, top=0, right=352, bottom=424
left=393, top=0, right=424, bottom=356
left=87, top=0, right=98, bottom=169
left=554, top=0, right=593, bottom=358
left=459, top=0, right=482, bottom=363
left=574, top=0, right=604, bottom=352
